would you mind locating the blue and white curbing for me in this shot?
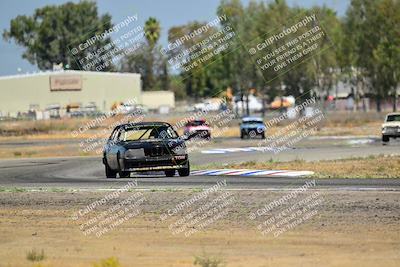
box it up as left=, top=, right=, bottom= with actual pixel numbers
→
left=191, top=169, right=314, bottom=177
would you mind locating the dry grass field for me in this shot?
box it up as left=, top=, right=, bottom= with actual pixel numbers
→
left=0, top=111, right=386, bottom=140
left=215, top=155, right=400, bottom=178
left=0, top=190, right=399, bottom=267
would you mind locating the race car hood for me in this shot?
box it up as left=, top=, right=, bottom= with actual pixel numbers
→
left=121, top=139, right=184, bottom=150
left=241, top=123, right=265, bottom=129
left=186, top=125, right=210, bottom=131
left=382, top=121, right=400, bottom=128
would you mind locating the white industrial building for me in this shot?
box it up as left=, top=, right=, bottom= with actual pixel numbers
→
left=0, top=70, right=142, bottom=117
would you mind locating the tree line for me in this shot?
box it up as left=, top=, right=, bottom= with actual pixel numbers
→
left=3, top=0, right=400, bottom=111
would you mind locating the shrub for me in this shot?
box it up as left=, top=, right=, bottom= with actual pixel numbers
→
left=194, top=253, right=224, bottom=267
left=92, top=257, right=122, bottom=267
left=26, top=249, right=45, bottom=262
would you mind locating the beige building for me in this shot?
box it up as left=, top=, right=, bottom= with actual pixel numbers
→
left=0, top=70, right=141, bottom=116
left=142, top=91, right=175, bottom=111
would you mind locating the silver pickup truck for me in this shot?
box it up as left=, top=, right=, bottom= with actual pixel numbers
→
left=382, top=113, right=400, bottom=142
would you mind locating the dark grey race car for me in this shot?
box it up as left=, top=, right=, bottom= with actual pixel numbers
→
left=102, top=122, right=190, bottom=178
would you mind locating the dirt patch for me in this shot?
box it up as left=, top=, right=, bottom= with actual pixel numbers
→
left=0, top=190, right=399, bottom=267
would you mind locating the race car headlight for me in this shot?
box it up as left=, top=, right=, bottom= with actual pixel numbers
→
left=124, top=148, right=145, bottom=159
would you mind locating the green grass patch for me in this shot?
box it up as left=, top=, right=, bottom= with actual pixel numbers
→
left=0, top=187, right=27, bottom=192
left=26, top=249, right=45, bottom=262
left=194, top=252, right=225, bottom=267
left=92, top=257, right=122, bottom=267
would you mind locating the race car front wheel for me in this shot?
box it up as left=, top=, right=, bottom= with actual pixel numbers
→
left=105, top=163, right=117, bottom=178
left=382, top=135, right=390, bottom=142
left=178, top=162, right=190, bottom=177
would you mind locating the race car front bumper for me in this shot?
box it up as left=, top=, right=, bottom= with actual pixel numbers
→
left=382, top=126, right=400, bottom=137
left=121, top=155, right=189, bottom=172
left=241, top=128, right=264, bottom=135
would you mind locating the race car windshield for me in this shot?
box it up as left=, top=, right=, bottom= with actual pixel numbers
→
left=386, top=115, right=400, bottom=122
left=243, top=120, right=263, bottom=124
left=118, top=126, right=178, bottom=141
left=187, top=120, right=207, bottom=126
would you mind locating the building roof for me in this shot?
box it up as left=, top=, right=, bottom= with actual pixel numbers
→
left=0, top=70, right=140, bottom=81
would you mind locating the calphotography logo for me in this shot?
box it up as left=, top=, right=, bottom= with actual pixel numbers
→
left=69, top=13, right=144, bottom=71
left=245, top=12, right=333, bottom=83
left=72, top=181, right=146, bottom=238
left=160, top=180, right=234, bottom=237
left=256, top=97, right=325, bottom=154
left=249, top=180, right=324, bottom=238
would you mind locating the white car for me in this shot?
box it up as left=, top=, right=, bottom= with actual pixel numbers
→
left=382, top=113, right=400, bottom=142
left=233, top=94, right=263, bottom=113
left=118, top=103, right=148, bottom=115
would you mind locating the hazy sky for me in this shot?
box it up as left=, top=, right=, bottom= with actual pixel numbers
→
left=0, top=0, right=348, bottom=76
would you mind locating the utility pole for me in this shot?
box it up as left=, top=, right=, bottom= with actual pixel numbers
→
left=394, top=71, right=398, bottom=112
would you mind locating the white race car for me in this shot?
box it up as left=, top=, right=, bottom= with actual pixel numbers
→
left=382, top=113, right=400, bottom=142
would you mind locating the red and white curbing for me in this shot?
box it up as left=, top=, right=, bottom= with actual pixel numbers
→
left=191, top=169, right=314, bottom=177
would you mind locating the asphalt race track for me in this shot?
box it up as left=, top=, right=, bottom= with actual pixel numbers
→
left=0, top=138, right=399, bottom=190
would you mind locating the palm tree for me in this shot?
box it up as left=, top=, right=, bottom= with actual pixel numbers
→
left=144, top=17, right=161, bottom=48
left=143, top=17, right=161, bottom=90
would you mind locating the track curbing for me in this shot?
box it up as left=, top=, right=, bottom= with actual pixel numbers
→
left=191, top=169, right=314, bottom=177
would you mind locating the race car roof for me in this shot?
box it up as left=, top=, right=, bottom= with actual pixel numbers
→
left=242, top=117, right=263, bottom=122
left=188, top=118, right=206, bottom=122
left=118, top=122, right=171, bottom=129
